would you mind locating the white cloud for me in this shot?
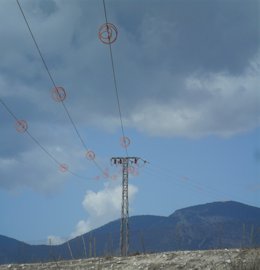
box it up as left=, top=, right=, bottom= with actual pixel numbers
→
left=70, top=220, right=92, bottom=239
left=71, top=183, right=138, bottom=238
left=0, top=120, right=91, bottom=193
left=47, top=235, right=66, bottom=245
left=128, top=54, right=260, bottom=138
left=0, top=0, right=258, bottom=244
left=0, top=0, right=259, bottom=194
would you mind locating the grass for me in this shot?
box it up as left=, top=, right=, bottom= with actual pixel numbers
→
left=230, top=255, right=260, bottom=270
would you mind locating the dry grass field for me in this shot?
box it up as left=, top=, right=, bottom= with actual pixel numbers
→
left=0, top=248, right=259, bottom=270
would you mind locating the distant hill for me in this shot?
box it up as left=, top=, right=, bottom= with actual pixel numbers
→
left=0, top=235, right=28, bottom=264
left=1, top=201, right=260, bottom=264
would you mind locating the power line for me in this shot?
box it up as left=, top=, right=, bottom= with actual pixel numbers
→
left=15, top=1, right=142, bottom=184
left=16, top=0, right=106, bottom=175
left=0, top=95, right=118, bottom=183
left=0, top=98, right=19, bottom=121
left=143, top=166, right=221, bottom=202
left=143, top=161, right=255, bottom=206
left=16, top=0, right=88, bottom=151
left=101, top=0, right=129, bottom=157
left=0, top=103, right=111, bottom=184
left=0, top=96, right=93, bottom=182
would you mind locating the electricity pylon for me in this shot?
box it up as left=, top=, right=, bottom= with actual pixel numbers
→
left=111, top=157, right=139, bottom=256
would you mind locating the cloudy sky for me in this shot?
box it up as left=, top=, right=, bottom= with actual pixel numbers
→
left=0, top=0, right=259, bottom=244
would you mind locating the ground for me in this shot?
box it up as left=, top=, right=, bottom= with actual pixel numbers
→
left=1, top=248, right=259, bottom=270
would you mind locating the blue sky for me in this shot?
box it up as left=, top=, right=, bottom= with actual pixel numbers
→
left=0, top=0, right=259, bottom=244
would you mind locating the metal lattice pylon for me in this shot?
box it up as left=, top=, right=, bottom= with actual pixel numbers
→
left=121, top=158, right=129, bottom=256
left=111, top=157, right=139, bottom=256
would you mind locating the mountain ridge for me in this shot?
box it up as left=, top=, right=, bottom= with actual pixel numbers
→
left=1, top=200, right=260, bottom=264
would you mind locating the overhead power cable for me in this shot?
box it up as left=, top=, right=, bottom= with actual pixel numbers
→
left=16, top=0, right=87, bottom=151
left=0, top=97, right=93, bottom=182
left=16, top=0, right=105, bottom=175
left=144, top=161, right=255, bottom=207
left=101, top=0, right=129, bottom=157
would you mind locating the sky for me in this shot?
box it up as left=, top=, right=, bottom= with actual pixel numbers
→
left=0, top=0, right=259, bottom=245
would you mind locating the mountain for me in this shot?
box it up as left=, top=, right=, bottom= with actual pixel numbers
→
left=0, top=235, right=28, bottom=264
left=0, top=235, right=60, bottom=264
left=1, top=201, right=260, bottom=264
left=153, top=201, right=260, bottom=251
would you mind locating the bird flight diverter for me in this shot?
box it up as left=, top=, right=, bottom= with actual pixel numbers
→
left=52, top=87, right=66, bottom=102
left=98, top=23, right=118, bottom=44
left=59, top=163, right=68, bottom=172
left=120, top=136, right=130, bottom=148
left=15, top=119, right=28, bottom=133
left=86, top=150, right=95, bottom=160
